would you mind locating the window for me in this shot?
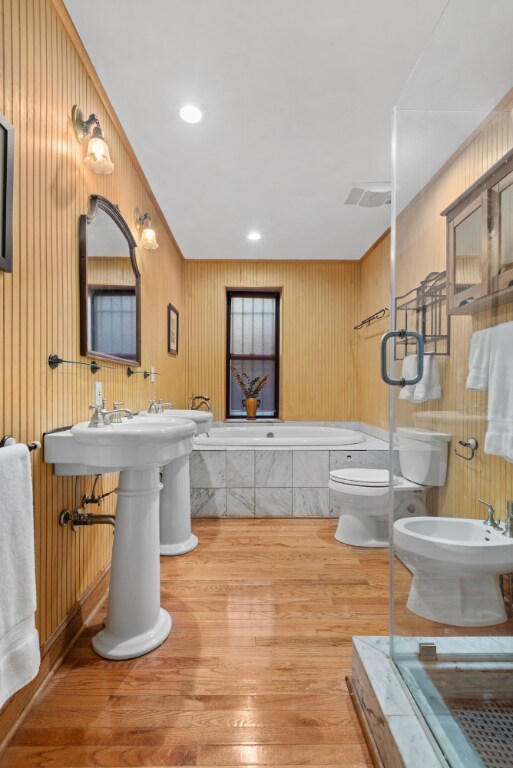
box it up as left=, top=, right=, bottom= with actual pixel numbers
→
left=90, top=287, right=137, bottom=360
left=226, top=291, right=280, bottom=418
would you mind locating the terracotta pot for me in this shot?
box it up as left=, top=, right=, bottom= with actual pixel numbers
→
left=242, top=397, right=260, bottom=420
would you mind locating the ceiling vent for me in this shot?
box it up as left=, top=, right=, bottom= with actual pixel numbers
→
left=344, top=182, right=391, bottom=207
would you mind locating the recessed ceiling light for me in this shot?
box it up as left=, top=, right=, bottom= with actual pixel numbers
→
left=247, top=231, right=261, bottom=241
left=179, top=104, right=204, bottom=124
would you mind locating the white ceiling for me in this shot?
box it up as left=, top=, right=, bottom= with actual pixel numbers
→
left=64, top=0, right=510, bottom=261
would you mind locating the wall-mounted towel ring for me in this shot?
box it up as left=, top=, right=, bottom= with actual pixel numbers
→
left=455, top=438, right=478, bottom=461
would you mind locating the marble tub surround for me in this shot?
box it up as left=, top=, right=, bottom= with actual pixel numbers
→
left=190, top=444, right=391, bottom=517
left=352, top=637, right=448, bottom=768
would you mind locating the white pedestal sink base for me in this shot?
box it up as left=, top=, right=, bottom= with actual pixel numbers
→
left=93, top=467, right=172, bottom=660
left=160, top=455, right=197, bottom=556
left=93, top=608, right=172, bottom=660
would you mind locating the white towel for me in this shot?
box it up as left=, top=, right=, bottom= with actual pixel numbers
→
left=398, top=355, right=417, bottom=400
left=0, top=444, right=40, bottom=707
left=466, top=328, right=492, bottom=391
left=477, top=321, right=513, bottom=462
left=413, top=355, right=442, bottom=403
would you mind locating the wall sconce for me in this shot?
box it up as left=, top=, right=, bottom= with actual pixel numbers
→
left=72, top=105, right=114, bottom=175
left=135, top=208, right=159, bottom=250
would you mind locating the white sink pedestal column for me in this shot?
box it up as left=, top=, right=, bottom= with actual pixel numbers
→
left=92, top=467, right=172, bottom=660
left=159, top=455, right=198, bottom=555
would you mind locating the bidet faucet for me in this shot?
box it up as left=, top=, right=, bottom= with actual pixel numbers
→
left=503, top=501, right=513, bottom=538
left=478, top=498, right=502, bottom=530
left=159, top=401, right=174, bottom=411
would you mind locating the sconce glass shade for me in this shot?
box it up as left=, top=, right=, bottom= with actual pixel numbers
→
left=140, top=226, right=159, bottom=250
left=83, top=128, right=114, bottom=174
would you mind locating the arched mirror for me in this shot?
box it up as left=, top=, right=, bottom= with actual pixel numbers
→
left=80, top=195, right=141, bottom=365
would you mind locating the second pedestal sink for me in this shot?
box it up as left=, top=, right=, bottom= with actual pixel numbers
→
left=136, top=409, right=213, bottom=555
left=45, top=417, right=196, bottom=660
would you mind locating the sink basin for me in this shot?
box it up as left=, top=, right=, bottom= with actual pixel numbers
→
left=44, top=417, right=197, bottom=660
left=46, top=417, right=196, bottom=475
left=137, top=408, right=212, bottom=434
left=134, top=410, right=213, bottom=556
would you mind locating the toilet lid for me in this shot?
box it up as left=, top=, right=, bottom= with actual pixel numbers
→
left=329, top=468, right=392, bottom=487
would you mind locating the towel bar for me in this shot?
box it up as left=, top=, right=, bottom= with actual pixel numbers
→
left=0, top=435, right=41, bottom=451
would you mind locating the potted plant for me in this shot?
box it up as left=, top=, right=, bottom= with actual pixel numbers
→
left=232, top=367, right=269, bottom=420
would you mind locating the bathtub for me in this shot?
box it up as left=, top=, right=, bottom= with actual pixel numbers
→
left=194, top=425, right=366, bottom=447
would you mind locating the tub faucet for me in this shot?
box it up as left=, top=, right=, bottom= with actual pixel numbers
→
left=503, top=501, right=513, bottom=538
left=478, top=498, right=502, bottom=530
left=189, top=394, right=211, bottom=411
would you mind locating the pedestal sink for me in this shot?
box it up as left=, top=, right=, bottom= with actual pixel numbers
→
left=136, top=409, right=213, bottom=555
left=45, top=417, right=196, bottom=659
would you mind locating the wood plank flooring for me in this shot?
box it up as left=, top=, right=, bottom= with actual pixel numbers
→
left=5, top=518, right=512, bottom=767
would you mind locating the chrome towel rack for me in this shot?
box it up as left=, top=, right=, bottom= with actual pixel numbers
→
left=1, top=435, right=41, bottom=451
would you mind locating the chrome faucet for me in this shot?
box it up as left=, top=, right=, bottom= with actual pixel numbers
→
left=109, top=401, right=128, bottom=423
left=503, top=501, right=513, bottom=538
left=88, top=402, right=133, bottom=428
left=189, top=394, right=211, bottom=411
left=159, top=400, right=174, bottom=411
left=104, top=407, right=133, bottom=425
left=478, top=498, right=502, bottom=530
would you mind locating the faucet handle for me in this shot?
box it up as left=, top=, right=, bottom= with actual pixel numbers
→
left=88, top=404, right=106, bottom=428
left=478, top=498, right=501, bottom=529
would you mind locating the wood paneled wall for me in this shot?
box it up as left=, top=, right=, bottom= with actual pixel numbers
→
left=358, top=94, right=513, bottom=521
left=184, top=261, right=359, bottom=422
left=0, top=0, right=185, bottom=731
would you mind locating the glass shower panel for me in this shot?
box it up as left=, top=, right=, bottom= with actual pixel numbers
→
left=389, top=2, right=513, bottom=765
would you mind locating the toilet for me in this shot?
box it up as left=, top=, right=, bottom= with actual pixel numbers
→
left=330, top=428, right=451, bottom=547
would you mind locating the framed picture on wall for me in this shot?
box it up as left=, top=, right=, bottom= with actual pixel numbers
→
left=0, top=113, right=14, bottom=273
left=167, top=303, right=179, bottom=355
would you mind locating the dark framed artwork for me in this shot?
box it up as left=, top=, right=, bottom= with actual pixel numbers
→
left=167, top=303, right=179, bottom=355
left=0, top=113, right=14, bottom=273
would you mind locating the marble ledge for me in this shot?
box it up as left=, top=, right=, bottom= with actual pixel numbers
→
left=352, top=636, right=447, bottom=768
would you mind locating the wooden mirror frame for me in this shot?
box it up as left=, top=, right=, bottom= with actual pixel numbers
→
left=79, top=195, right=141, bottom=366
left=0, top=113, right=14, bottom=273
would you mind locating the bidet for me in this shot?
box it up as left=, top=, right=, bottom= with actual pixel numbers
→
left=395, top=516, right=513, bottom=626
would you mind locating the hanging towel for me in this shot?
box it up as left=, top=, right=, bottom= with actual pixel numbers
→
left=466, top=328, right=492, bottom=391
left=398, top=355, right=417, bottom=400
left=413, top=355, right=442, bottom=403
left=0, top=444, right=40, bottom=707
left=479, top=321, right=513, bottom=462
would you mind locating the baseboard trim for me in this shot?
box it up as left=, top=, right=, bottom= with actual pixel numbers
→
left=0, top=563, right=110, bottom=752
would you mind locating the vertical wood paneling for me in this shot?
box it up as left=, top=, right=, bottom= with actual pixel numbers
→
left=358, top=99, right=513, bottom=521
left=0, top=0, right=186, bottom=717
left=184, top=261, right=360, bottom=422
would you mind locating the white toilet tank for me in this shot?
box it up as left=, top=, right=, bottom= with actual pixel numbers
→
left=396, top=427, right=451, bottom=486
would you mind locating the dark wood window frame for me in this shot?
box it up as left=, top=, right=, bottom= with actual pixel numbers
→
left=226, top=290, right=280, bottom=419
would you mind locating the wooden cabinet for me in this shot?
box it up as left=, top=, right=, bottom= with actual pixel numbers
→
left=443, top=147, right=513, bottom=314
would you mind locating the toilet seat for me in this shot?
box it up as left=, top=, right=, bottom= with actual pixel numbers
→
left=329, top=467, right=424, bottom=491
left=330, top=468, right=391, bottom=487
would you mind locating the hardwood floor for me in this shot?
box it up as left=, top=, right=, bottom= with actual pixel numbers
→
left=5, top=518, right=512, bottom=767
